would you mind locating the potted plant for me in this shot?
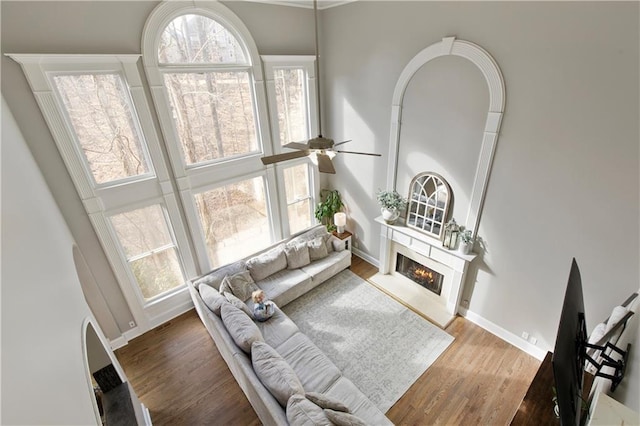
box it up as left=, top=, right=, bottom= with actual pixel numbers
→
left=458, top=229, right=474, bottom=255
left=314, top=189, right=344, bottom=231
left=377, top=189, right=407, bottom=224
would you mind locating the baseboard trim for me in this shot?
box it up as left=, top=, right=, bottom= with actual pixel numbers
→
left=352, top=248, right=379, bottom=267
left=109, top=335, right=129, bottom=350
left=459, top=307, right=547, bottom=361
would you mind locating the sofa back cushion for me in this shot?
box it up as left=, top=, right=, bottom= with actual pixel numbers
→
left=252, top=341, right=304, bottom=407
left=194, top=260, right=247, bottom=290
left=286, top=394, right=331, bottom=426
left=223, top=270, right=260, bottom=301
left=285, top=243, right=311, bottom=269
left=307, top=237, right=329, bottom=261
left=247, top=245, right=287, bottom=281
left=199, top=284, right=228, bottom=316
left=221, top=303, right=264, bottom=353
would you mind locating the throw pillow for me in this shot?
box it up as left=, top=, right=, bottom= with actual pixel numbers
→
left=194, top=261, right=247, bottom=289
left=323, top=409, right=367, bottom=426
left=323, top=233, right=334, bottom=253
left=219, top=276, right=233, bottom=295
left=286, top=394, right=332, bottom=426
left=220, top=303, right=264, bottom=354
left=306, top=392, right=349, bottom=413
left=285, top=242, right=311, bottom=269
left=307, top=237, right=329, bottom=261
left=199, top=284, right=228, bottom=316
left=247, top=245, right=287, bottom=281
left=225, top=270, right=260, bottom=301
left=224, top=292, right=254, bottom=318
left=251, top=341, right=304, bottom=407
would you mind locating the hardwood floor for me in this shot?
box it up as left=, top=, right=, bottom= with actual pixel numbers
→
left=116, top=256, right=540, bottom=425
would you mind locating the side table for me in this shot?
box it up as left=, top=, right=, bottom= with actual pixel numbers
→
left=332, top=230, right=352, bottom=252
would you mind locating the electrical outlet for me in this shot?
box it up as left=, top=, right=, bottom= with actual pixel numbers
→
left=129, top=321, right=136, bottom=328
left=522, top=331, right=529, bottom=340
left=529, top=336, right=537, bottom=345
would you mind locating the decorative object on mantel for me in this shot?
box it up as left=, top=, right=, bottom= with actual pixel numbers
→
left=334, top=212, right=347, bottom=234
left=458, top=229, right=474, bottom=255
left=442, top=219, right=459, bottom=250
left=377, top=189, right=408, bottom=224
left=314, top=189, right=343, bottom=231
left=406, top=172, right=452, bottom=240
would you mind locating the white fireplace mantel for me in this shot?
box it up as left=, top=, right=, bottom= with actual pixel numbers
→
left=372, top=216, right=476, bottom=328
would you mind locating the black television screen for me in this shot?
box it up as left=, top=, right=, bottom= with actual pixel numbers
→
left=552, top=258, right=588, bottom=426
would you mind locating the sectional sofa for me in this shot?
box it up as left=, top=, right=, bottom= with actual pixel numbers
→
left=187, top=225, right=393, bottom=426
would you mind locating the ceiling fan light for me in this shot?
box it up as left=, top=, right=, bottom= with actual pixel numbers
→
left=327, top=150, right=337, bottom=159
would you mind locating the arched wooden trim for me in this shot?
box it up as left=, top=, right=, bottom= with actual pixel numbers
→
left=386, top=37, right=505, bottom=236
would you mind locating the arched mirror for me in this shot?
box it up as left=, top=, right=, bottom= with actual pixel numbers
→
left=405, top=172, right=451, bottom=239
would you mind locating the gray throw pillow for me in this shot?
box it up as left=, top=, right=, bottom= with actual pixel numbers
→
left=323, top=409, right=367, bottom=426
left=306, top=392, right=349, bottom=413
left=219, top=276, right=233, bottom=295
left=199, top=284, right=228, bottom=316
left=323, top=233, right=334, bottom=253
left=251, top=341, right=304, bottom=407
left=220, top=303, right=263, bottom=354
left=307, top=237, right=329, bottom=261
left=225, top=270, right=260, bottom=301
left=285, top=242, right=311, bottom=269
left=224, top=292, right=254, bottom=318
left=286, top=394, right=332, bottom=426
left=247, top=245, right=287, bottom=281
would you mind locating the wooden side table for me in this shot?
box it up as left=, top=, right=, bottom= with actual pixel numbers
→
left=332, top=230, right=353, bottom=252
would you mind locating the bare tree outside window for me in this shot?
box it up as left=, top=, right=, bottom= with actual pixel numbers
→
left=284, top=163, right=312, bottom=234
left=53, top=73, right=151, bottom=184
left=274, top=67, right=308, bottom=145
left=110, top=205, right=184, bottom=301
left=194, top=177, right=271, bottom=266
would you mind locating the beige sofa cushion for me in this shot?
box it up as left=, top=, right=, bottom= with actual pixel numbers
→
left=221, top=303, right=264, bottom=354
left=247, top=245, right=287, bottom=281
left=306, top=392, right=349, bottom=413
left=307, top=237, right=329, bottom=261
left=252, top=341, right=304, bottom=406
left=199, top=284, right=228, bottom=316
left=224, top=270, right=260, bottom=301
left=224, top=292, right=254, bottom=318
left=324, top=409, right=367, bottom=426
left=286, top=394, right=332, bottom=426
left=285, top=243, right=311, bottom=269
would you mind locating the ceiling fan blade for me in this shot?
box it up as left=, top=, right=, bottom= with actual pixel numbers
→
left=335, top=150, right=382, bottom=157
left=261, top=150, right=309, bottom=165
left=316, top=153, right=336, bottom=174
left=283, top=141, right=310, bottom=150
left=333, top=140, right=352, bottom=147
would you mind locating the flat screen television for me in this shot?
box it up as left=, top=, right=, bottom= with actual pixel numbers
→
left=552, top=258, right=588, bottom=426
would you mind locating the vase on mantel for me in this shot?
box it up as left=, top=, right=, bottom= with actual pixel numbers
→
left=381, top=208, right=400, bottom=224
left=458, top=240, right=473, bottom=255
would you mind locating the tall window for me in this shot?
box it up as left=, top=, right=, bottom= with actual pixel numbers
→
left=274, top=67, right=309, bottom=146
left=52, top=73, right=153, bottom=185
left=283, top=163, right=313, bottom=234
left=158, top=14, right=260, bottom=167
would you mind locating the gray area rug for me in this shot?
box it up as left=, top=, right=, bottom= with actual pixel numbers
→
left=282, top=269, right=454, bottom=412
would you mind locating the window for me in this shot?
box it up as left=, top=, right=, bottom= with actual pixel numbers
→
left=283, top=163, right=313, bottom=235
left=274, top=67, right=309, bottom=145
left=110, top=205, right=185, bottom=301
left=52, top=72, right=152, bottom=185
left=194, top=177, right=271, bottom=266
left=157, top=13, right=260, bottom=167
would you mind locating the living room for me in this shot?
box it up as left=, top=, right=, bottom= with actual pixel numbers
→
left=2, top=1, right=638, bottom=425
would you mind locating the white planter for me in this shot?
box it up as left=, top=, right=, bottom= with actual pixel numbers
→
left=381, top=208, right=400, bottom=224
left=458, top=240, right=473, bottom=255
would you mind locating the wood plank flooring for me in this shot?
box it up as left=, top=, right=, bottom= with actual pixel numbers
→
left=116, top=256, right=540, bottom=425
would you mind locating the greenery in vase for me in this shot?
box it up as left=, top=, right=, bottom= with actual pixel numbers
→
left=376, top=189, right=407, bottom=211
left=314, top=189, right=344, bottom=231
left=460, top=229, right=474, bottom=243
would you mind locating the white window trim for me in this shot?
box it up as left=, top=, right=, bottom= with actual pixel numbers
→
left=141, top=2, right=273, bottom=179
left=8, top=53, right=199, bottom=332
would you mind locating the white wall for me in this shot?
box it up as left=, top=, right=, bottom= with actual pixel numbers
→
left=321, top=1, right=639, bottom=409
left=1, top=97, right=98, bottom=424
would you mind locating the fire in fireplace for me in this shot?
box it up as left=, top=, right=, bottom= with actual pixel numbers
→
left=396, top=253, right=443, bottom=296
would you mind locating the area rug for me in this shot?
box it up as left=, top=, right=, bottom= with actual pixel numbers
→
left=282, top=269, right=454, bottom=412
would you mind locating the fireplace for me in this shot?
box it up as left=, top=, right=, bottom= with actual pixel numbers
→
left=396, top=253, right=443, bottom=296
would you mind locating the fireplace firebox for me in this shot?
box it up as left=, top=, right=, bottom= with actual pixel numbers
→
left=395, top=253, right=443, bottom=296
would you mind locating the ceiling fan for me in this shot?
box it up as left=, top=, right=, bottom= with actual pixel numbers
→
left=260, top=0, right=381, bottom=174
